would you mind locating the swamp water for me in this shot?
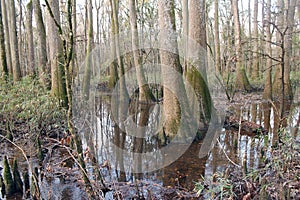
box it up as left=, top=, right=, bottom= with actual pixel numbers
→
left=1, top=96, right=299, bottom=199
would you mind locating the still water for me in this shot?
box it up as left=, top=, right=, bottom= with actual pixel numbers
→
left=1, top=94, right=299, bottom=199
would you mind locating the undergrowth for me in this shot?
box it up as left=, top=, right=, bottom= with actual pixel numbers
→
left=0, top=77, right=67, bottom=138
left=194, top=128, right=300, bottom=199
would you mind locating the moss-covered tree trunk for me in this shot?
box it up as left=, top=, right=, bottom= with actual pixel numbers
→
left=232, top=0, right=252, bottom=91
left=46, top=0, right=68, bottom=107
left=158, top=0, right=186, bottom=140
left=187, top=0, right=212, bottom=121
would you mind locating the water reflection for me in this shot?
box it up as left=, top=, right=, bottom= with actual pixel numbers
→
left=74, top=95, right=299, bottom=192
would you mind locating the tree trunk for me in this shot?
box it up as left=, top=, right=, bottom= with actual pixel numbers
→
left=33, top=0, right=49, bottom=88
left=8, top=0, right=21, bottom=81
left=187, top=0, right=212, bottom=121
left=214, top=0, right=221, bottom=73
left=108, top=0, right=118, bottom=89
left=272, top=0, right=294, bottom=101
left=111, top=0, right=129, bottom=100
left=129, top=0, right=155, bottom=102
left=1, top=0, right=12, bottom=75
left=46, top=0, right=67, bottom=106
left=272, top=0, right=284, bottom=98
left=252, top=0, right=259, bottom=79
left=263, top=0, right=272, bottom=100
left=26, top=0, right=36, bottom=77
left=232, top=0, right=252, bottom=91
left=158, top=0, right=189, bottom=140
left=71, top=0, right=77, bottom=80
left=247, top=0, right=252, bottom=75
left=283, top=0, right=295, bottom=101
left=0, top=0, right=8, bottom=79
left=18, top=0, right=23, bottom=76
left=182, top=0, right=188, bottom=74
left=82, top=0, right=93, bottom=100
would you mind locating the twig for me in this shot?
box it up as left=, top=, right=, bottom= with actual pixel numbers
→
left=217, top=138, right=241, bottom=168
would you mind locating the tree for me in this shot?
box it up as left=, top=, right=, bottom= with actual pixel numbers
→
left=232, top=0, right=252, bottom=91
left=1, top=0, right=12, bottom=75
left=187, top=0, right=212, bottom=120
left=8, top=0, right=21, bottom=81
left=129, top=0, right=155, bottom=102
left=0, top=0, right=8, bottom=79
left=263, top=0, right=272, bottom=100
left=182, top=0, right=189, bottom=74
left=33, top=0, right=49, bottom=88
left=46, top=0, right=68, bottom=106
left=82, top=0, right=93, bottom=100
left=272, top=0, right=295, bottom=102
left=26, top=0, right=35, bottom=77
left=108, top=0, right=118, bottom=89
left=158, top=0, right=186, bottom=140
left=214, top=0, right=221, bottom=73
left=283, top=0, right=296, bottom=101
left=252, top=0, right=259, bottom=79
left=111, top=0, right=129, bottom=100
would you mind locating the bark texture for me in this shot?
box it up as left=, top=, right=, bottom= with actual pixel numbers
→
left=232, top=0, right=252, bottom=91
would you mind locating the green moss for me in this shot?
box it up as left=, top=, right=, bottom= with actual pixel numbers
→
left=12, top=159, right=23, bottom=194
left=235, top=67, right=252, bottom=92
left=3, top=156, right=15, bottom=196
left=186, top=66, right=212, bottom=121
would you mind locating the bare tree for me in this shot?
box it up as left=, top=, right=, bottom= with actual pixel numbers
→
left=1, top=0, right=12, bottom=75
left=214, top=0, right=221, bottom=73
left=26, top=0, right=35, bottom=76
left=263, top=0, right=272, bottom=100
left=0, top=0, right=7, bottom=79
left=33, top=0, right=49, bottom=88
left=82, top=0, right=93, bottom=100
left=252, top=0, right=259, bottom=79
left=232, top=0, right=252, bottom=91
left=129, top=0, right=155, bottom=101
left=46, top=0, right=67, bottom=106
left=8, top=0, right=21, bottom=81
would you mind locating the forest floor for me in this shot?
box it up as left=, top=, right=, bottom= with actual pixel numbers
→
left=0, top=79, right=299, bottom=199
